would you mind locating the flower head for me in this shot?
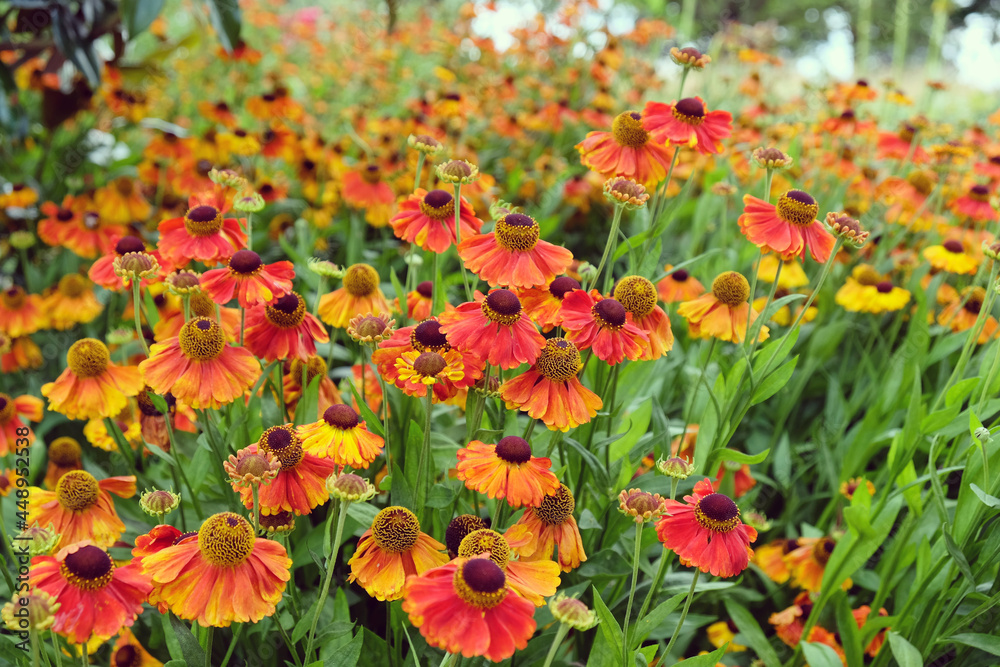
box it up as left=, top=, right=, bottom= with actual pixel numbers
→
left=327, top=472, right=377, bottom=503
left=618, top=488, right=667, bottom=523
left=671, top=46, right=711, bottom=68
left=436, top=159, right=480, bottom=185
left=224, top=446, right=280, bottom=488
left=139, top=488, right=181, bottom=517
left=113, top=251, right=160, bottom=286
left=456, top=437, right=561, bottom=508
left=603, top=177, right=650, bottom=210
left=28, top=471, right=136, bottom=549
left=17, top=524, right=61, bottom=557
left=298, top=404, right=385, bottom=468
left=42, top=338, right=142, bottom=420
left=408, top=134, right=444, bottom=156
left=550, top=593, right=598, bottom=630
left=2, top=590, right=59, bottom=633
left=739, top=190, right=836, bottom=262
left=348, top=313, right=396, bottom=345
left=824, top=212, right=869, bottom=248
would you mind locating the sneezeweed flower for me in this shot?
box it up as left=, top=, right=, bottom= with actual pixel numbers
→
left=209, top=167, right=248, bottom=190
left=707, top=620, right=748, bottom=653
left=457, top=528, right=561, bottom=606
left=27, top=471, right=136, bottom=549
left=757, top=254, right=809, bottom=290
left=678, top=272, right=769, bottom=344
left=456, top=437, right=561, bottom=508
left=514, top=484, right=587, bottom=572
left=670, top=46, right=711, bottom=69
left=349, top=506, right=448, bottom=601
left=1, top=589, right=59, bottom=633
left=394, top=349, right=470, bottom=399
left=233, top=191, right=265, bottom=213
left=739, top=190, right=836, bottom=262
left=614, top=275, right=674, bottom=360
left=445, top=515, right=491, bottom=558
left=0, top=392, right=43, bottom=455
left=408, top=134, right=444, bottom=156
left=643, top=97, right=733, bottom=155
left=458, top=212, right=574, bottom=289
left=113, top=251, right=161, bottom=287
left=853, top=605, right=890, bottom=657
left=44, top=275, right=103, bottom=329
left=327, top=472, right=377, bottom=504
left=139, top=488, right=181, bottom=519
left=390, top=188, right=484, bottom=253
left=0, top=286, right=47, bottom=337
left=654, top=478, right=758, bottom=577
left=951, top=184, right=997, bottom=223
left=576, top=110, right=676, bottom=186
left=224, top=445, right=281, bottom=489
left=751, top=147, right=793, bottom=170
left=318, top=263, right=390, bottom=328
left=42, top=339, right=142, bottom=420
left=283, top=356, right=342, bottom=419
left=436, top=159, right=480, bottom=185
left=140, top=318, right=259, bottom=409
left=618, top=489, right=667, bottom=523
left=30, top=541, right=151, bottom=644
left=657, top=456, right=694, bottom=479
left=402, top=557, right=536, bottom=662
left=500, top=338, right=602, bottom=432
left=825, top=212, right=870, bottom=248
left=44, top=437, right=82, bottom=489
left=110, top=628, right=162, bottom=667
left=347, top=313, right=396, bottom=345
left=769, top=591, right=814, bottom=647
left=406, top=282, right=434, bottom=321
left=139, top=512, right=292, bottom=626
left=298, top=404, right=385, bottom=469
left=83, top=412, right=141, bottom=453
left=157, top=191, right=247, bottom=267
left=784, top=537, right=849, bottom=593
left=307, top=257, right=343, bottom=279
left=439, top=289, right=545, bottom=369
left=836, top=271, right=911, bottom=314
left=603, top=176, right=650, bottom=210
left=518, top=276, right=581, bottom=333
left=938, top=287, right=999, bottom=344
left=753, top=538, right=796, bottom=584
left=259, top=511, right=298, bottom=535
left=923, top=239, right=979, bottom=275
left=657, top=266, right=705, bottom=303
left=560, top=289, right=648, bottom=364
left=744, top=511, right=772, bottom=532
left=236, top=426, right=339, bottom=516
left=840, top=477, right=876, bottom=500
left=244, top=292, right=330, bottom=362
left=165, top=269, right=202, bottom=296
left=200, top=249, right=295, bottom=307
left=343, top=165, right=395, bottom=227
left=17, top=524, right=60, bottom=557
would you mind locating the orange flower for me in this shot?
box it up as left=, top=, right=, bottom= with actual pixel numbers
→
left=0, top=286, right=47, bottom=337
left=853, top=605, right=889, bottom=657
left=38, top=195, right=124, bottom=259
left=349, top=506, right=448, bottom=601
left=439, top=290, right=545, bottom=370
left=642, top=97, right=733, bottom=154
left=139, top=318, right=260, bottom=409
left=373, top=319, right=482, bottom=403
left=560, top=289, right=648, bottom=364
left=297, top=404, right=385, bottom=469
left=518, top=276, right=581, bottom=333
left=2, top=336, right=43, bottom=373
left=657, top=266, right=705, bottom=303
left=752, top=538, right=796, bottom=584
left=318, top=263, right=390, bottom=328
left=513, top=485, right=587, bottom=572
left=456, top=437, right=560, bottom=508
left=234, top=427, right=339, bottom=516
left=677, top=272, right=769, bottom=344
left=576, top=110, right=677, bottom=186
left=88, top=236, right=160, bottom=291
left=739, top=191, right=836, bottom=262
left=402, top=557, right=537, bottom=661
left=152, top=291, right=241, bottom=343
left=200, top=249, right=295, bottom=307
left=455, top=526, right=561, bottom=606
left=157, top=189, right=247, bottom=267
left=769, top=591, right=813, bottom=647
left=499, top=338, right=602, bottom=432
left=951, top=184, right=997, bottom=223
left=282, top=356, right=342, bottom=420
left=110, top=628, right=163, bottom=667
left=30, top=541, right=151, bottom=644
left=457, top=213, right=573, bottom=289
left=654, top=479, right=757, bottom=578
left=613, top=276, right=674, bottom=360
left=93, top=178, right=151, bottom=226
left=390, top=188, right=484, bottom=253
left=342, top=165, right=394, bottom=227
left=44, top=437, right=83, bottom=489
left=923, top=239, right=979, bottom=275
left=784, top=537, right=850, bottom=593
left=938, top=287, right=999, bottom=344
left=0, top=392, right=42, bottom=456
left=43, top=275, right=103, bottom=330
left=139, top=512, right=291, bottom=627
left=27, top=471, right=136, bottom=549
left=41, top=339, right=143, bottom=420
left=405, top=282, right=435, bottom=321
left=244, top=293, right=330, bottom=362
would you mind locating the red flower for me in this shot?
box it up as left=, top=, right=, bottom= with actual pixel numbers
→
left=951, top=184, right=997, bottom=223
left=456, top=437, right=560, bottom=508
left=575, top=110, right=678, bottom=186
left=200, top=249, right=295, bottom=307
left=157, top=188, right=246, bottom=267
left=559, top=289, right=648, bottom=365
left=439, top=290, right=545, bottom=370
left=518, top=277, right=581, bottom=333
left=654, top=478, right=757, bottom=577
left=244, top=292, right=330, bottom=362
left=458, top=213, right=573, bottom=289
left=390, top=188, right=483, bottom=253
left=642, top=97, right=733, bottom=154
left=738, top=191, right=836, bottom=262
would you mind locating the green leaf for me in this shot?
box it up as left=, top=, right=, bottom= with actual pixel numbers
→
left=425, top=482, right=458, bottom=509
left=169, top=614, right=206, bottom=665
left=750, top=356, right=798, bottom=406
left=801, top=642, right=843, bottom=667
left=346, top=380, right=384, bottom=436
left=390, top=268, right=406, bottom=315
left=834, top=593, right=864, bottom=667
left=207, top=0, right=242, bottom=52
left=163, top=661, right=188, bottom=667
left=326, top=629, right=364, bottom=666
left=390, top=462, right=414, bottom=511
left=630, top=592, right=686, bottom=648
left=942, top=528, right=976, bottom=583
left=944, top=633, right=1000, bottom=657
left=565, top=437, right=610, bottom=490
left=296, top=374, right=321, bottom=426
left=752, top=327, right=800, bottom=375
left=887, top=631, right=922, bottom=667
left=970, top=483, right=1000, bottom=508
left=121, top=0, right=165, bottom=36
left=946, top=377, right=980, bottom=408
left=706, top=447, right=769, bottom=475
left=674, top=645, right=727, bottom=667
left=591, top=585, right=623, bottom=649
left=724, top=599, right=780, bottom=667
left=921, top=405, right=960, bottom=435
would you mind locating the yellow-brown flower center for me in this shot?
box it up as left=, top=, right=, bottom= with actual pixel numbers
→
left=189, top=292, right=217, bottom=317
left=56, top=470, right=100, bottom=511
left=672, top=98, right=706, bottom=126
left=711, top=272, right=750, bottom=307
left=775, top=190, right=819, bottom=226
left=481, top=289, right=522, bottom=325
left=179, top=318, right=226, bottom=360
left=533, top=485, right=575, bottom=525
left=694, top=493, right=740, bottom=533
left=291, top=356, right=328, bottom=385
left=591, top=298, right=627, bottom=330
left=535, top=338, right=582, bottom=381
left=418, top=190, right=455, bottom=220
left=183, top=205, right=224, bottom=237
left=60, top=545, right=114, bottom=590
left=445, top=514, right=489, bottom=556
left=265, top=293, right=306, bottom=328
left=411, top=319, right=451, bottom=353
left=494, top=214, right=540, bottom=252
left=812, top=537, right=835, bottom=565
left=48, top=437, right=82, bottom=466
left=58, top=274, right=87, bottom=298
left=964, top=287, right=986, bottom=314
left=371, top=506, right=420, bottom=553
left=969, top=185, right=990, bottom=202
left=905, top=170, right=934, bottom=196
left=198, top=512, right=255, bottom=567
left=412, top=351, right=447, bottom=378
left=453, top=558, right=508, bottom=609
left=343, top=264, right=380, bottom=297
left=458, top=529, right=511, bottom=569
left=2, top=286, right=26, bottom=310
left=855, top=266, right=882, bottom=287
left=259, top=426, right=304, bottom=469
left=361, top=164, right=382, bottom=185
left=612, top=111, right=649, bottom=148
left=613, top=276, right=657, bottom=318
left=66, top=339, right=110, bottom=378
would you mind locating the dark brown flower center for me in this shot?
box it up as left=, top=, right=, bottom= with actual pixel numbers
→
left=675, top=97, right=705, bottom=118
left=445, top=514, right=489, bottom=556
left=495, top=436, right=532, bottom=464
left=484, top=289, right=522, bottom=318
left=592, top=298, right=627, bottom=328
left=184, top=205, right=224, bottom=236
left=412, top=319, right=450, bottom=352
left=699, top=493, right=738, bottom=521
left=114, top=645, right=140, bottom=667
left=229, top=249, right=262, bottom=275
left=549, top=277, right=581, bottom=299
left=416, top=281, right=433, bottom=298
left=63, top=545, right=113, bottom=581
left=875, top=281, right=894, bottom=294
left=323, top=404, right=359, bottom=429
left=115, top=236, right=145, bottom=255
left=265, top=293, right=306, bottom=328
left=673, top=269, right=689, bottom=281
left=943, top=240, right=964, bottom=254
left=495, top=213, right=539, bottom=252
left=462, top=555, right=507, bottom=593
left=56, top=208, right=74, bottom=221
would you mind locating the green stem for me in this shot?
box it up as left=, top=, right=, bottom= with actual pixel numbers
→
left=977, top=337, right=1000, bottom=413
left=80, top=644, right=87, bottom=667
left=104, top=417, right=139, bottom=482
left=274, top=619, right=302, bottom=667
left=522, top=418, right=537, bottom=441
left=743, top=248, right=763, bottom=351
left=430, top=251, right=442, bottom=315
left=636, top=548, right=672, bottom=623
left=621, top=523, right=644, bottom=664
left=251, top=483, right=260, bottom=534
left=415, top=389, right=434, bottom=519
left=219, top=624, right=243, bottom=667
left=182, top=295, right=191, bottom=322
left=413, top=153, right=427, bottom=192
left=49, top=632, right=62, bottom=667
left=312, top=277, right=325, bottom=317
left=30, top=629, right=40, bottom=667
left=131, top=282, right=150, bottom=357
left=239, top=306, right=246, bottom=346
left=589, top=205, right=624, bottom=293
left=747, top=260, right=782, bottom=358
left=541, top=624, right=570, bottom=667
left=305, top=500, right=350, bottom=660
left=246, top=212, right=253, bottom=251
left=677, top=66, right=691, bottom=98
left=657, top=569, right=700, bottom=664
left=203, top=626, right=214, bottom=667
left=454, top=184, right=474, bottom=301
